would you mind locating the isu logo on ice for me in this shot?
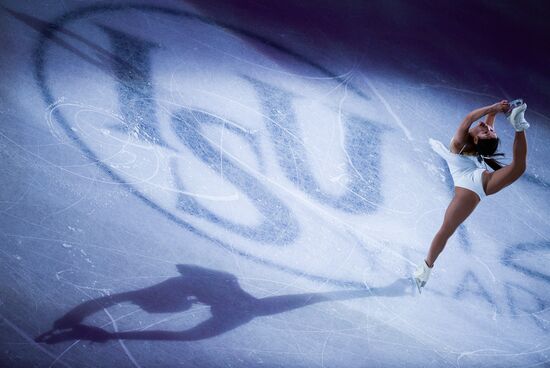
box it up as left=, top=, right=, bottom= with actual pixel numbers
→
left=35, top=4, right=391, bottom=284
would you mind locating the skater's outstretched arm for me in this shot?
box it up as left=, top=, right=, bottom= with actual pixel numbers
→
left=52, top=293, right=132, bottom=329
left=485, top=111, right=496, bottom=128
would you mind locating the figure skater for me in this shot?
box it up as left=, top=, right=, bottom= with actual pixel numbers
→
left=414, top=99, right=530, bottom=293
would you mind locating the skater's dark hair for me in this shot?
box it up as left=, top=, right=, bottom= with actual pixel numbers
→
left=475, top=137, right=504, bottom=171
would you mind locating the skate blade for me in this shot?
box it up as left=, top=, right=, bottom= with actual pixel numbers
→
left=414, top=278, right=425, bottom=294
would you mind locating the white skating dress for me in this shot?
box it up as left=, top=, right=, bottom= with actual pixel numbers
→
left=429, top=138, right=487, bottom=200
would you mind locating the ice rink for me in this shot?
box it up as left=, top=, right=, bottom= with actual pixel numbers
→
left=1, top=1, right=549, bottom=367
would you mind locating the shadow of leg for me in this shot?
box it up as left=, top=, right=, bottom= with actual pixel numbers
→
left=255, top=278, right=414, bottom=316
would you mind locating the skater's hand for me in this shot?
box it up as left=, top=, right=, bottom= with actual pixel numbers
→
left=492, top=100, right=509, bottom=113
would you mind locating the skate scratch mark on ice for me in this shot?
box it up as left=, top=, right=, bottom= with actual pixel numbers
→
left=45, top=99, right=70, bottom=143
left=208, top=346, right=305, bottom=356
left=0, top=237, right=77, bottom=269
left=494, top=81, right=512, bottom=102
left=168, top=66, right=179, bottom=104
left=289, top=142, right=300, bottom=187
left=472, top=255, right=496, bottom=283
left=323, top=67, right=360, bottom=184
left=501, top=306, right=550, bottom=319
left=0, top=246, right=73, bottom=302
left=55, top=271, right=112, bottom=295
left=407, top=83, right=499, bottom=99
left=186, top=109, right=241, bottom=201
left=319, top=70, right=356, bottom=100
left=456, top=349, right=500, bottom=368
left=188, top=90, right=316, bottom=155
left=48, top=340, right=81, bottom=368
left=494, top=199, right=550, bottom=242
left=40, top=196, right=86, bottom=224
left=160, top=99, right=254, bottom=137
left=0, top=127, right=129, bottom=183
left=320, top=331, right=333, bottom=368
left=529, top=108, right=550, bottom=121
left=514, top=185, right=550, bottom=229
left=413, top=207, right=442, bottom=239
left=337, top=75, right=363, bottom=183
left=456, top=346, right=550, bottom=368
left=0, top=313, right=73, bottom=368
left=239, top=277, right=308, bottom=297
left=327, top=82, right=342, bottom=185
left=46, top=101, right=139, bottom=152
left=220, top=114, right=226, bottom=182
left=103, top=308, right=142, bottom=368
left=0, top=172, right=36, bottom=212
left=361, top=74, right=413, bottom=141
left=336, top=174, right=413, bottom=214
left=279, top=318, right=305, bottom=356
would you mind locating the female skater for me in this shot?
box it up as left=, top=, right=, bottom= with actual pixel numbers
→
left=414, top=99, right=530, bottom=293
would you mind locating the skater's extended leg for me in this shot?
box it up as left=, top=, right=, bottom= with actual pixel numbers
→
left=425, top=188, right=480, bottom=267
left=484, top=131, right=527, bottom=195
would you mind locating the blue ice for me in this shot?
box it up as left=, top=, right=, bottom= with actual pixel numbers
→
left=0, top=1, right=549, bottom=367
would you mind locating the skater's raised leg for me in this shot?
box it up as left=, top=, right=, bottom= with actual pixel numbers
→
left=483, top=131, right=527, bottom=195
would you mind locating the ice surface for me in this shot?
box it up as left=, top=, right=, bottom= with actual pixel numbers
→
left=0, top=1, right=549, bottom=367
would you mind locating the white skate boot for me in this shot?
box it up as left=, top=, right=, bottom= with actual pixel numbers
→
left=413, top=261, right=432, bottom=294
left=505, top=99, right=523, bottom=117
left=508, top=102, right=530, bottom=132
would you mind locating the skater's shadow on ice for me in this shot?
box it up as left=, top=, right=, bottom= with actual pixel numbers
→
left=35, top=264, right=412, bottom=344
